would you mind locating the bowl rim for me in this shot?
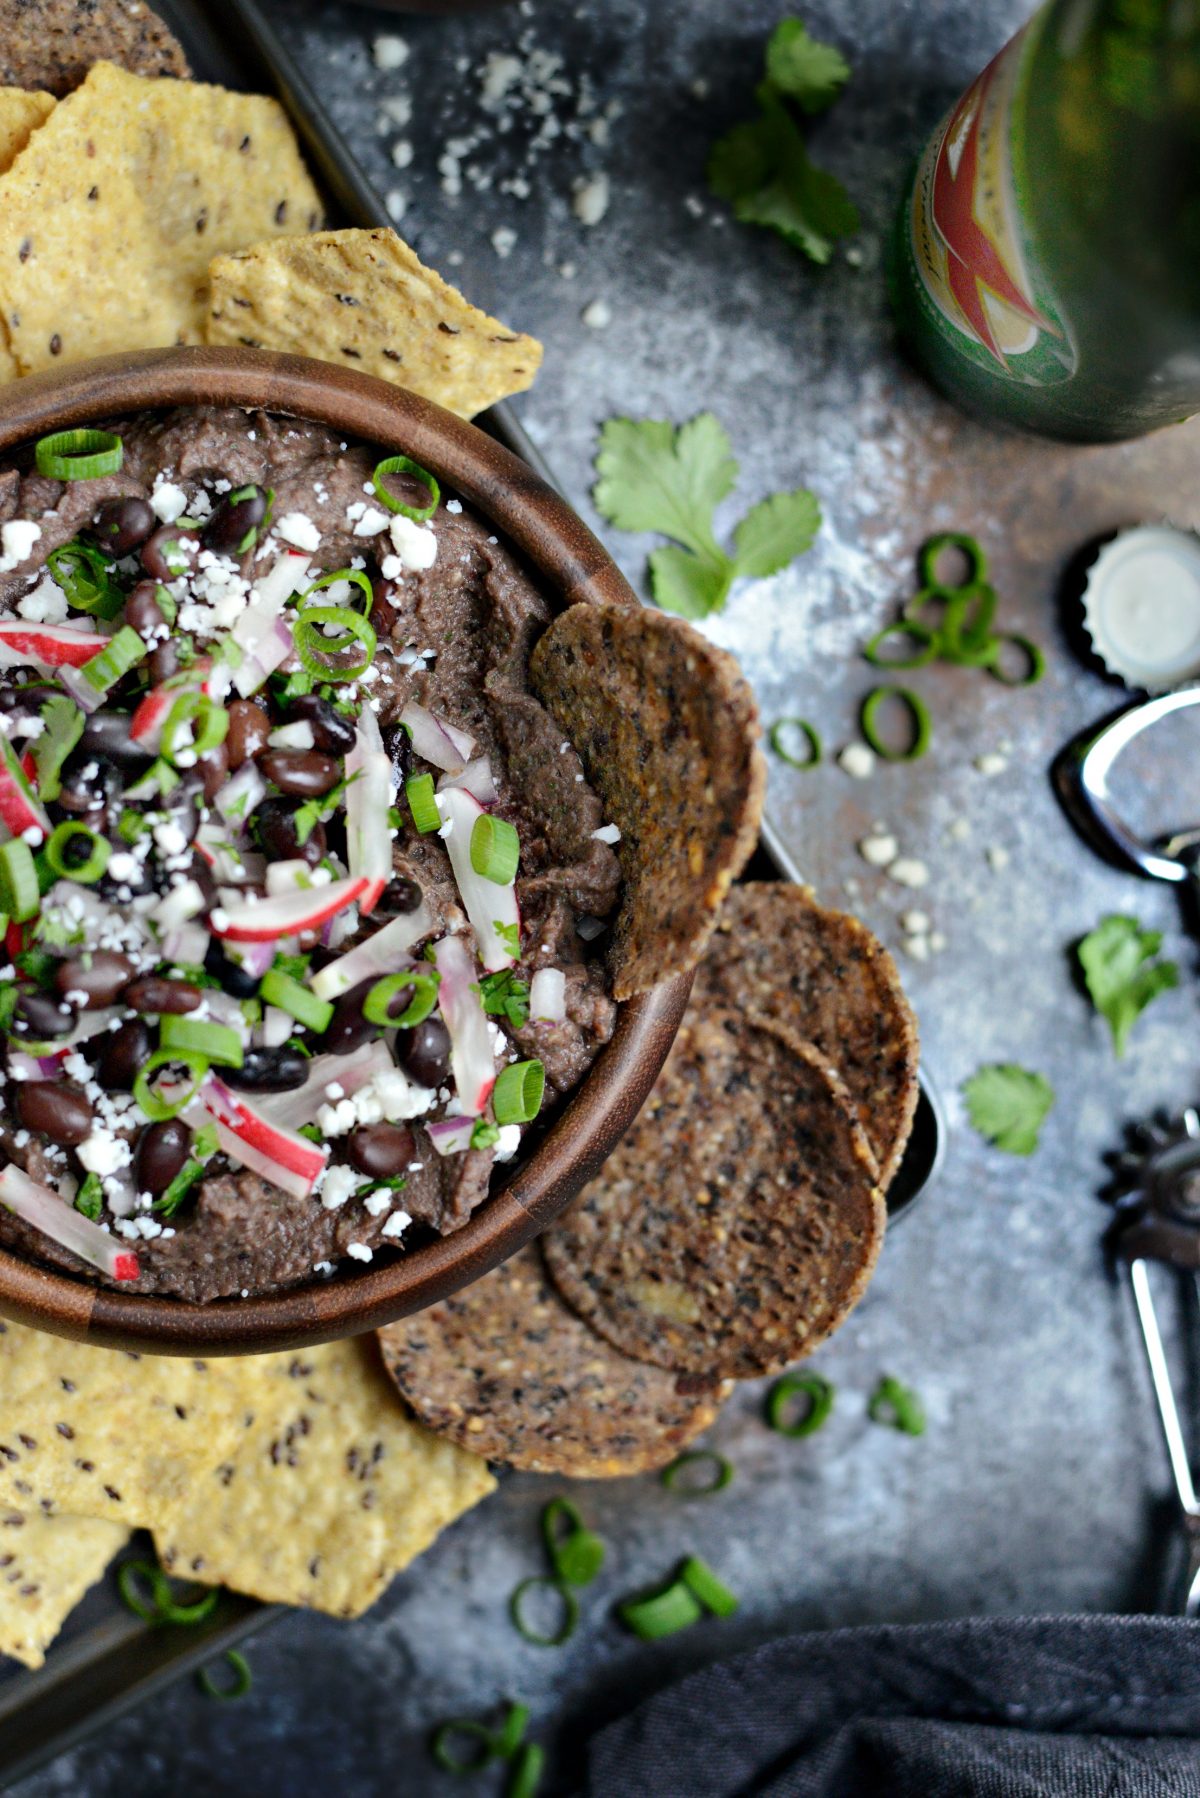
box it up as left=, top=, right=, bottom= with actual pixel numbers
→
left=0, top=346, right=692, bottom=1354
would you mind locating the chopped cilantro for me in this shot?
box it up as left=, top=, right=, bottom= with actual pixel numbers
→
left=153, top=1158, right=206, bottom=1219
left=592, top=414, right=821, bottom=617
left=15, top=947, right=57, bottom=988
left=493, top=919, right=521, bottom=958
left=33, top=910, right=81, bottom=948
left=271, top=952, right=311, bottom=981
left=477, top=968, right=530, bottom=1027
left=297, top=1122, right=322, bottom=1142
left=470, top=1120, right=501, bottom=1151
left=963, top=1064, right=1055, bottom=1157
left=74, top=1172, right=104, bottom=1221
left=0, top=985, right=17, bottom=1031
left=357, top=1174, right=408, bottom=1198
left=708, top=19, right=857, bottom=264
left=31, top=696, right=84, bottom=804
left=387, top=806, right=404, bottom=830
left=193, top=1122, right=219, bottom=1161
left=166, top=961, right=222, bottom=990
left=1077, top=914, right=1179, bottom=1057
left=292, top=772, right=358, bottom=845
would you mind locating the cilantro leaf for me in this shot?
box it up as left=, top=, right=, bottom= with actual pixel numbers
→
left=963, top=1064, right=1055, bottom=1156
left=593, top=414, right=822, bottom=617
left=765, top=18, right=851, bottom=112
left=478, top=968, right=530, bottom=1027
left=1077, top=914, right=1179, bottom=1057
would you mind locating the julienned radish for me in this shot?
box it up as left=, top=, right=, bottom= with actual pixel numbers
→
left=0, top=622, right=102, bottom=669
left=210, top=873, right=369, bottom=944
left=201, top=1074, right=328, bottom=1200
left=0, top=1163, right=140, bottom=1280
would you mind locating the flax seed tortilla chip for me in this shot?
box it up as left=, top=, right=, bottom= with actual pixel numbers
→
left=0, top=1317, right=257, bottom=1527
left=0, top=0, right=189, bottom=97
left=378, top=1242, right=730, bottom=1478
left=694, top=883, right=920, bottom=1191
left=542, top=1008, right=885, bottom=1380
left=529, top=603, right=766, bottom=1000
left=0, top=61, right=323, bottom=376
left=0, top=1511, right=129, bottom=1668
left=205, top=227, right=543, bottom=420
left=155, top=1338, right=495, bottom=1619
left=0, top=88, right=54, bottom=173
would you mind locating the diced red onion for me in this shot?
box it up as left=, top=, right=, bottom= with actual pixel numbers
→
left=433, top=933, right=495, bottom=1116
left=151, top=877, right=206, bottom=931
left=161, top=920, right=210, bottom=967
left=399, top=700, right=475, bottom=775
left=201, top=1074, right=327, bottom=1200
left=438, top=756, right=498, bottom=805
left=345, top=706, right=394, bottom=916
left=258, top=1006, right=294, bottom=1049
left=529, top=966, right=566, bottom=1025
left=311, top=902, right=433, bottom=1001
left=324, top=903, right=360, bottom=950
left=8, top=1051, right=63, bottom=1081
left=231, top=552, right=311, bottom=697
left=0, top=1164, right=139, bottom=1281
left=253, top=1040, right=395, bottom=1133
left=268, top=722, right=315, bottom=750
left=436, top=787, right=520, bottom=973
left=222, top=937, right=277, bottom=981
left=426, top=1116, right=476, bottom=1157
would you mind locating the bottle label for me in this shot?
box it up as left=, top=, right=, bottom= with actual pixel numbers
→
left=908, top=20, right=1077, bottom=385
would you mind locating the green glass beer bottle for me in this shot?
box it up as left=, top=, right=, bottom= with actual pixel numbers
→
left=890, top=0, right=1200, bottom=442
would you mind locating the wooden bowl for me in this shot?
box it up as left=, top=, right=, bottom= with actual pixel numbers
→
left=0, top=347, right=691, bottom=1354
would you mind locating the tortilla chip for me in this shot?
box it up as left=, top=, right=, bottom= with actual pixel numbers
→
left=0, top=0, right=189, bottom=96
left=206, top=227, right=542, bottom=420
left=0, top=1510, right=128, bottom=1668
left=155, top=1339, right=495, bottom=1619
left=0, top=1317, right=257, bottom=1527
left=529, top=603, right=765, bottom=999
left=379, top=1243, right=730, bottom=1478
left=0, top=88, right=54, bottom=173
left=694, top=884, right=920, bottom=1191
left=0, top=61, right=323, bottom=375
left=543, top=1008, right=885, bottom=1379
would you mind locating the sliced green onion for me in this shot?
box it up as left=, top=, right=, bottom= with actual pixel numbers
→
left=32, top=695, right=84, bottom=803
left=260, top=968, right=333, bottom=1034
left=986, top=633, right=1045, bottom=687
left=910, top=582, right=998, bottom=663
left=35, top=428, right=124, bottom=482
left=46, top=542, right=125, bottom=619
left=507, top=1743, right=545, bottom=1798
left=540, top=1498, right=605, bottom=1587
left=159, top=1013, right=243, bottom=1068
left=680, top=1555, right=738, bottom=1617
left=493, top=1060, right=544, bottom=1126
left=372, top=454, right=440, bottom=522
left=867, top=1374, right=926, bottom=1436
left=117, top=1559, right=219, bottom=1627
left=299, top=568, right=374, bottom=614
left=193, top=1121, right=219, bottom=1161
left=74, top=1171, right=103, bottom=1221
left=917, top=531, right=987, bottom=594
left=292, top=607, right=376, bottom=681
left=161, top=692, right=229, bottom=764
left=80, top=624, right=147, bottom=696
left=44, top=822, right=111, bottom=884
left=470, top=813, right=520, bottom=884
left=768, top=717, right=823, bottom=768
left=492, top=1701, right=531, bottom=1762
left=197, top=1650, right=252, bottom=1700
left=363, top=970, right=439, bottom=1028
left=133, top=1049, right=209, bottom=1122
left=860, top=685, right=932, bottom=762
left=767, top=1371, right=835, bottom=1438
left=616, top=1575, right=703, bottom=1641
left=471, top=1118, right=501, bottom=1150
left=125, top=757, right=180, bottom=801
left=430, top=1718, right=494, bottom=1774
left=0, top=839, right=41, bottom=923
left=118, top=810, right=146, bottom=845
left=661, top=1450, right=734, bottom=1497
left=863, top=620, right=938, bottom=670
left=509, top=1577, right=578, bottom=1647
left=406, top=772, right=441, bottom=834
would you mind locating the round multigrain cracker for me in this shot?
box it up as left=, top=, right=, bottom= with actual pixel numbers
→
left=376, top=1243, right=730, bottom=1477
left=694, top=884, right=919, bottom=1191
left=542, top=1008, right=885, bottom=1380
left=529, top=603, right=765, bottom=1001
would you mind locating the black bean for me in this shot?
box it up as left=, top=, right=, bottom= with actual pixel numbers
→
left=381, top=722, right=413, bottom=785
left=287, top=694, right=356, bottom=755
left=202, top=485, right=268, bottom=555
left=93, top=1018, right=154, bottom=1091
left=222, top=1047, right=310, bottom=1091
left=369, top=578, right=401, bottom=639
left=122, top=977, right=201, bottom=1015
left=253, top=797, right=325, bottom=869
left=53, top=951, right=133, bottom=1009
left=225, top=700, right=270, bottom=769
left=134, top=1119, right=192, bottom=1196
left=374, top=876, right=423, bottom=918
left=16, top=1080, right=92, bottom=1146
left=325, top=978, right=379, bottom=1057
left=122, top=580, right=169, bottom=640
left=256, top=749, right=341, bottom=798
left=148, top=641, right=181, bottom=685
left=79, top=710, right=154, bottom=773
left=203, top=937, right=261, bottom=999
left=55, top=751, right=120, bottom=818
left=13, top=991, right=75, bottom=1040
left=140, top=524, right=200, bottom=583
left=348, top=1123, right=414, bottom=1179
left=196, top=741, right=229, bottom=803
left=396, top=1016, right=451, bottom=1089
left=89, top=497, right=156, bottom=557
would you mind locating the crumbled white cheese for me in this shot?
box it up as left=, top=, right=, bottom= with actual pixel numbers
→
left=592, top=824, right=621, bottom=845
left=494, top=1124, right=522, bottom=1162
left=974, top=751, right=1008, bottom=777
left=581, top=298, right=611, bottom=330
left=572, top=173, right=610, bottom=225
left=78, top=1131, right=131, bottom=1177
left=0, top=519, right=41, bottom=572
left=346, top=1242, right=373, bottom=1263
left=381, top=1210, right=412, bottom=1239
left=150, top=479, right=188, bottom=524
left=16, top=575, right=68, bottom=624
left=373, top=34, right=409, bottom=71
left=276, top=512, right=322, bottom=552
left=859, top=833, right=898, bottom=867
left=385, top=189, right=408, bottom=224
left=363, top=1189, right=394, bottom=1218
left=986, top=845, right=1011, bottom=872
left=319, top=1164, right=359, bottom=1211
left=388, top=512, right=438, bottom=572
left=901, top=910, right=930, bottom=935
left=373, top=1067, right=437, bottom=1122
left=352, top=506, right=391, bottom=538
left=888, top=858, right=930, bottom=889
left=838, top=743, right=876, bottom=780
left=491, top=226, right=518, bottom=259
left=391, top=139, right=414, bottom=170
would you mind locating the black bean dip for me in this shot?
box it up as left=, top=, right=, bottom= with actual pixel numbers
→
left=0, top=407, right=619, bottom=1300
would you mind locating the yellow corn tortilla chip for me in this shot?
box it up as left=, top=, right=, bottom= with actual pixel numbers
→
left=0, top=1510, right=129, bottom=1668
left=0, top=1317, right=260, bottom=1528
left=0, top=88, right=54, bottom=173
left=206, top=227, right=542, bottom=419
left=0, top=61, right=323, bottom=375
left=155, top=1338, right=495, bottom=1619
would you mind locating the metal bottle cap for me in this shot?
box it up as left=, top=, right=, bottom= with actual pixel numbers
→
left=1082, top=525, right=1200, bottom=693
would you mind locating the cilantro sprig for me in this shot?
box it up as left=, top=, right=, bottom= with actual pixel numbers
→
left=593, top=414, right=821, bottom=618
left=1077, top=914, right=1179, bottom=1057
left=963, top=1064, right=1055, bottom=1157
left=708, top=18, right=858, bottom=263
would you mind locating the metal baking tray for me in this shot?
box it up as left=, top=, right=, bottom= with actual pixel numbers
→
left=0, top=1, right=941, bottom=1780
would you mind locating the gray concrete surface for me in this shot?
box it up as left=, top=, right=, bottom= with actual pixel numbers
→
left=15, top=1, right=1200, bottom=1792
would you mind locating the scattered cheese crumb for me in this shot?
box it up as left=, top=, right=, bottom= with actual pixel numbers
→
left=276, top=512, right=321, bottom=552
left=17, top=576, right=68, bottom=624
left=572, top=172, right=610, bottom=226
left=0, top=519, right=41, bottom=572
left=859, top=833, right=898, bottom=867
left=986, top=845, right=1010, bottom=872
left=373, top=34, right=409, bottom=71
left=581, top=298, right=611, bottom=330
left=974, top=752, right=1008, bottom=777
left=592, top=823, right=621, bottom=845
left=838, top=743, right=876, bottom=780
left=491, top=226, right=518, bottom=259
left=888, top=858, right=930, bottom=889
left=150, top=479, right=188, bottom=524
